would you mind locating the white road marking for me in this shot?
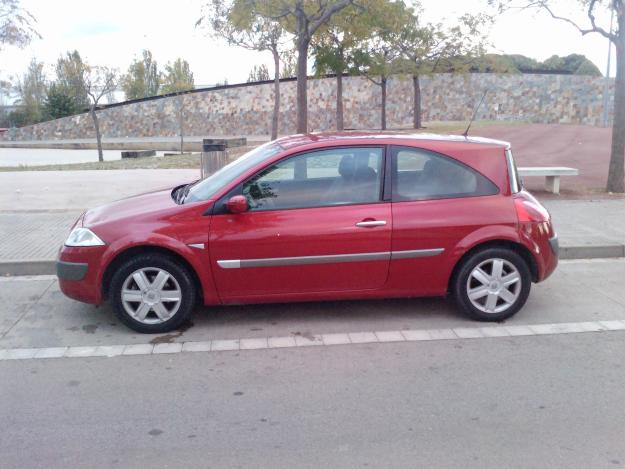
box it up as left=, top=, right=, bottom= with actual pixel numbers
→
left=2, top=319, right=625, bottom=361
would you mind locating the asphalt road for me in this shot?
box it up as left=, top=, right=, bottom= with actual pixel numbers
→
left=1, top=259, right=625, bottom=468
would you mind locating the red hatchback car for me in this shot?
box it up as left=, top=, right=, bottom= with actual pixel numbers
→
left=57, top=133, right=558, bottom=333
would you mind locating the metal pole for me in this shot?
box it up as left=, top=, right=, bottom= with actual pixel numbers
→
left=602, top=5, right=615, bottom=127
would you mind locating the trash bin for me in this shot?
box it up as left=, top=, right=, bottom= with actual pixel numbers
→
left=201, top=142, right=227, bottom=178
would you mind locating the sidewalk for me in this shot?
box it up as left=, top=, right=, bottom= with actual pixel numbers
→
left=1, top=168, right=623, bottom=275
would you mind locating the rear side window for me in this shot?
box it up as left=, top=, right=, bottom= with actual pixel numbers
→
left=392, top=146, right=499, bottom=201
left=505, top=148, right=521, bottom=193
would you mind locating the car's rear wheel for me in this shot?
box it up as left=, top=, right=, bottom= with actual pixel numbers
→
left=110, top=254, right=196, bottom=333
left=453, top=247, right=531, bottom=321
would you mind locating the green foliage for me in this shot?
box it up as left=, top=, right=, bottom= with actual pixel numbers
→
left=441, top=53, right=601, bottom=75
left=247, top=64, right=270, bottom=82
left=160, top=58, right=194, bottom=94
left=7, top=108, right=28, bottom=127
left=201, top=0, right=286, bottom=53
left=43, top=83, right=78, bottom=120
left=0, top=0, right=40, bottom=51
left=15, top=58, right=47, bottom=124
left=312, top=2, right=374, bottom=77
left=121, top=50, right=160, bottom=100
left=351, top=0, right=413, bottom=82
left=280, top=50, right=297, bottom=78
left=54, top=50, right=90, bottom=111
left=541, top=53, right=601, bottom=76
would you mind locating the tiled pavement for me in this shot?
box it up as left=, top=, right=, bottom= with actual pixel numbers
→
left=0, top=210, right=81, bottom=261
left=0, top=199, right=623, bottom=265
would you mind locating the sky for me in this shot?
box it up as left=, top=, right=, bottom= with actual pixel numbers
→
left=0, top=0, right=617, bottom=102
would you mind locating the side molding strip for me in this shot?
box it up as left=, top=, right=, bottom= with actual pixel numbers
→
left=391, top=248, right=444, bottom=259
left=217, top=248, right=444, bottom=269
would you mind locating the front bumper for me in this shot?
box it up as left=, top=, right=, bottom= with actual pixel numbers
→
left=56, top=260, right=88, bottom=281
left=57, top=245, right=106, bottom=305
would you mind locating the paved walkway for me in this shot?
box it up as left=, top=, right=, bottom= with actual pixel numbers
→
left=0, top=168, right=199, bottom=211
left=0, top=194, right=625, bottom=274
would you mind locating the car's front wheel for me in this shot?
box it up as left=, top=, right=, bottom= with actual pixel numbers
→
left=453, top=247, right=531, bottom=321
left=110, top=254, right=196, bottom=333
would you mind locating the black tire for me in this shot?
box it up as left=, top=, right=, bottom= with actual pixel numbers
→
left=452, top=247, right=531, bottom=322
left=109, top=253, right=196, bottom=333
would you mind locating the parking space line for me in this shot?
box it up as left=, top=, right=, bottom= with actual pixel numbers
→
left=2, top=319, right=625, bottom=361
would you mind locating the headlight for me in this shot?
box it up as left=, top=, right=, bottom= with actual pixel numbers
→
left=65, top=227, right=105, bottom=247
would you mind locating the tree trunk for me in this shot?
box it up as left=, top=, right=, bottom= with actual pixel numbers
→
left=178, top=95, right=184, bottom=154
left=296, top=38, right=309, bottom=134
left=90, top=107, right=103, bottom=162
left=413, top=74, right=422, bottom=129
left=607, top=38, right=625, bottom=193
left=336, top=72, right=344, bottom=131
left=381, top=76, right=387, bottom=131
left=271, top=48, right=280, bottom=140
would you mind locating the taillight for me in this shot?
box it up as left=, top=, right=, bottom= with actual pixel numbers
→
left=514, top=197, right=550, bottom=223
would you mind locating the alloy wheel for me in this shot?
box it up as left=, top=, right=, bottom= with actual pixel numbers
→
left=465, top=258, right=522, bottom=314
left=120, top=267, right=182, bottom=324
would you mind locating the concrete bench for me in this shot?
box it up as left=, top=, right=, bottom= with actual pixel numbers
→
left=517, top=167, right=579, bottom=194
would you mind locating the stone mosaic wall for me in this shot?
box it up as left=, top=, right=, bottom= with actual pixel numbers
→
left=1, top=73, right=614, bottom=141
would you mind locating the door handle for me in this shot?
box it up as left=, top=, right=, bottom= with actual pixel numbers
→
left=355, top=220, right=387, bottom=228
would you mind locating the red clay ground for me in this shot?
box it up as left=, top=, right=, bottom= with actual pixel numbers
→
left=471, top=123, right=624, bottom=199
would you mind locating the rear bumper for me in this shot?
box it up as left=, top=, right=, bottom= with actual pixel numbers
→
left=549, top=235, right=559, bottom=256
left=519, top=223, right=558, bottom=283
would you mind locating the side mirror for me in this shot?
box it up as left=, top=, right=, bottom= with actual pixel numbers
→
left=226, top=195, right=249, bottom=214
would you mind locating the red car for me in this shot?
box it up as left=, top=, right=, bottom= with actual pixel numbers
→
left=57, top=133, right=558, bottom=333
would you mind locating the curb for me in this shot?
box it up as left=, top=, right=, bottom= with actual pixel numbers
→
left=0, top=259, right=56, bottom=277
left=559, top=244, right=625, bottom=260
left=0, top=244, right=623, bottom=277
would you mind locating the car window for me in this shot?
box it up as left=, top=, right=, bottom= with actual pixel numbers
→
left=242, top=147, right=383, bottom=211
left=185, top=142, right=283, bottom=203
left=392, top=146, right=499, bottom=201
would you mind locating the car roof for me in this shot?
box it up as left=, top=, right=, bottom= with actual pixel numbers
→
left=275, top=131, right=511, bottom=150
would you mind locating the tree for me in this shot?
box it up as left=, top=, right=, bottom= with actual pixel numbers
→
left=121, top=50, right=160, bottom=100
left=492, top=0, right=624, bottom=193
left=396, top=8, right=491, bottom=128
left=83, top=65, right=118, bottom=162
left=280, top=49, right=297, bottom=78
left=16, top=58, right=47, bottom=124
left=240, top=0, right=354, bottom=133
left=312, top=2, right=373, bottom=130
left=0, top=0, right=39, bottom=51
left=160, top=58, right=193, bottom=153
left=43, top=83, right=76, bottom=120
left=353, top=1, right=410, bottom=130
left=247, top=64, right=270, bottom=82
left=199, top=1, right=288, bottom=140
left=55, top=50, right=90, bottom=111
left=160, top=58, right=194, bottom=94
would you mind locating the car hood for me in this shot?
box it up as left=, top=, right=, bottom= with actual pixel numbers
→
left=82, top=188, right=178, bottom=227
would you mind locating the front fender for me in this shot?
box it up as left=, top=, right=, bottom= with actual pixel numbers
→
left=98, top=233, right=220, bottom=305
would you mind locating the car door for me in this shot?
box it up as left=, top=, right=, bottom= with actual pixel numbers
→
left=388, top=145, right=510, bottom=295
left=208, top=146, right=391, bottom=300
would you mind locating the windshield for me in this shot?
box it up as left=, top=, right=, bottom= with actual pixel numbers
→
left=185, top=142, right=283, bottom=203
